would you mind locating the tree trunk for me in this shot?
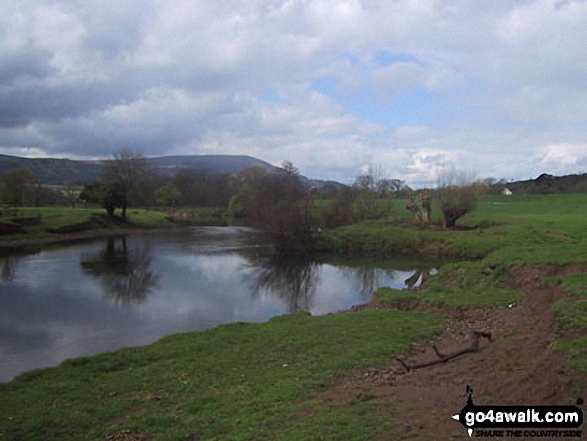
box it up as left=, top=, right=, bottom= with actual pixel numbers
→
left=406, top=199, right=424, bottom=223
left=419, top=193, right=431, bottom=223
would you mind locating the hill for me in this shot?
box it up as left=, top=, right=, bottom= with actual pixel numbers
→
left=0, top=154, right=279, bottom=185
left=503, top=172, right=587, bottom=194
left=148, top=155, right=280, bottom=176
left=0, top=154, right=106, bottom=185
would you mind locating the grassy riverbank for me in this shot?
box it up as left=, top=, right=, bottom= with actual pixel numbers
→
left=321, top=193, right=587, bottom=264
left=0, top=207, right=170, bottom=241
left=1, top=194, right=586, bottom=439
left=0, top=207, right=230, bottom=249
left=0, top=311, right=446, bottom=440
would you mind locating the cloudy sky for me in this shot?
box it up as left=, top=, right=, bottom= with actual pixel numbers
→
left=1, top=0, right=587, bottom=186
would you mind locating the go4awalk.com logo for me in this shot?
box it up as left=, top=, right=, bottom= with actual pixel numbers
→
left=451, top=386, right=584, bottom=438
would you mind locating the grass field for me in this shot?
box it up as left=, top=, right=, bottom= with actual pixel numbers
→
left=0, top=311, right=445, bottom=440
left=1, top=194, right=586, bottom=439
left=0, top=206, right=181, bottom=242
left=330, top=193, right=587, bottom=376
left=321, top=193, right=587, bottom=264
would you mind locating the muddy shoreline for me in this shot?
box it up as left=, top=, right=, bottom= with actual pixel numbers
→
left=322, top=264, right=587, bottom=440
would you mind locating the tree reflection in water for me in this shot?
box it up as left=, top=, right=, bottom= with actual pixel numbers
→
left=341, top=266, right=391, bottom=298
left=81, top=236, right=159, bottom=306
left=344, top=265, right=434, bottom=296
left=1, top=256, right=17, bottom=282
left=242, top=248, right=320, bottom=314
left=1, top=251, right=31, bottom=282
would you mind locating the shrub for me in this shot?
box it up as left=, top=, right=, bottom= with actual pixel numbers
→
left=436, top=169, right=481, bottom=228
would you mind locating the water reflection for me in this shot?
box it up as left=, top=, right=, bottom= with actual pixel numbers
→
left=342, top=266, right=406, bottom=297
left=80, top=237, right=159, bottom=306
left=1, top=228, right=438, bottom=382
left=2, top=256, right=17, bottom=281
left=243, top=250, right=320, bottom=314
left=405, top=268, right=434, bottom=289
left=0, top=249, right=41, bottom=282
left=240, top=249, right=434, bottom=314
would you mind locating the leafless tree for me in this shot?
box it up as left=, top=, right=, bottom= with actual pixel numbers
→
left=0, top=168, right=34, bottom=214
left=103, top=150, right=148, bottom=219
left=62, top=181, right=79, bottom=208
left=436, top=168, right=481, bottom=228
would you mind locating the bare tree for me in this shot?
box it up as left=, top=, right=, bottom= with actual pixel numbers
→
left=406, top=192, right=431, bottom=224
left=103, top=150, right=148, bottom=219
left=436, top=169, right=481, bottom=228
left=81, top=237, right=159, bottom=305
left=352, top=165, right=394, bottom=220
left=62, top=181, right=79, bottom=208
left=230, top=162, right=317, bottom=251
left=0, top=169, right=34, bottom=214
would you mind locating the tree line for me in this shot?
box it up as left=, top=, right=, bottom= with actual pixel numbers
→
left=1, top=150, right=484, bottom=248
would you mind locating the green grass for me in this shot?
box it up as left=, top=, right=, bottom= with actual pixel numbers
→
left=0, top=206, right=172, bottom=242
left=546, top=274, right=587, bottom=297
left=2, top=193, right=587, bottom=438
left=163, top=206, right=228, bottom=226
left=552, top=337, right=587, bottom=374
left=546, top=274, right=587, bottom=373
left=322, top=193, right=587, bottom=378
left=0, top=310, right=445, bottom=440
left=374, top=261, right=520, bottom=308
left=321, top=193, right=587, bottom=264
left=126, top=209, right=171, bottom=228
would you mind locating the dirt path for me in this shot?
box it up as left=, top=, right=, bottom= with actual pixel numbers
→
left=321, top=266, right=587, bottom=440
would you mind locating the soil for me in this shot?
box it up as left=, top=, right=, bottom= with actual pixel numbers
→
left=320, top=265, right=587, bottom=440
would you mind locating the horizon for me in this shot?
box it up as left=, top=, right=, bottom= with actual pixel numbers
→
left=3, top=151, right=583, bottom=189
left=1, top=1, right=586, bottom=187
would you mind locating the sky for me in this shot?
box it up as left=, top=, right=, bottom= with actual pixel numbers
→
left=1, top=0, right=587, bottom=187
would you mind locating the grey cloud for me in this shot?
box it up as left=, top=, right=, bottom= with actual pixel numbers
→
left=0, top=0, right=586, bottom=184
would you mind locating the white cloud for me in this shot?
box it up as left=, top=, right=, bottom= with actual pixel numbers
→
left=537, top=143, right=587, bottom=174
left=1, top=0, right=587, bottom=186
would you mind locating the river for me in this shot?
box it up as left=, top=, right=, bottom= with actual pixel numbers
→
left=0, top=226, right=433, bottom=382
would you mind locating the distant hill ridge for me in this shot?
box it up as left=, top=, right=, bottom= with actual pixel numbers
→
left=0, top=153, right=345, bottom=190
left=0, top=154, right=280, bottom=185
left=503, top=172, right=587, bottom=194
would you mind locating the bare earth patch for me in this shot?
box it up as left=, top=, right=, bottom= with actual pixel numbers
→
left=321, top=265, right=587, bottom=440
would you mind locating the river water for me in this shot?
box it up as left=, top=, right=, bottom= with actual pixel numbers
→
left=0, top=227, right=432, bottom=382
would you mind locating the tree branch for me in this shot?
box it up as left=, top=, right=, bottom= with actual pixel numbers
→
left=397, top=331, right=492, bottom=372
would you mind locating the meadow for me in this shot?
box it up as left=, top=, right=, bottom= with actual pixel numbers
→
left=0, top=193, right=586, bottom=439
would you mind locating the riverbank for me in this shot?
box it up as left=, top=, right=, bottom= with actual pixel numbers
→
left=0, top=206, right=229, bottom=251
left=1, top=194, right=586, bottom=439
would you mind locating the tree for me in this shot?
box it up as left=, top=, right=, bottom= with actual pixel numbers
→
left=321, top=186, right=359, bottom=228
left=0, top=169, right=34, bottom=214
left=25, top=175, right=52, bottom=207
left=62, top=182, right=79, bottom=208
left=230, top=163, right=317, bottom=251
left=436, top=169, right=481, bottom=228
left=154, top=182, right=181, bottom=207
left=81, top=237, right=159, bottom=305
left=80, top=181, right=123, bottom=217
left=172, top=169, right=232, bottom=207
left=406, top=192, right=431, bottom=223
left=103, top=150, right=148, bottom=219
left=352, top=166, right=394, bottom=220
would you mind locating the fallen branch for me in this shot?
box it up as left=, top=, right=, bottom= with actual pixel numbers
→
left=397, top=331, right=492, bottom=372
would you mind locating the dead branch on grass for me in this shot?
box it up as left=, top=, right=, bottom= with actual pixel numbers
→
left=397, top=331, right=492, bottom=372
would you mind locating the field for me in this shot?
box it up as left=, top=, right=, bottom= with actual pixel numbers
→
left=0, top=207, right=223, bottom=249
left=0, top=207, right=171, bottom=240
left=1, top=194, right=586, bottom=439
